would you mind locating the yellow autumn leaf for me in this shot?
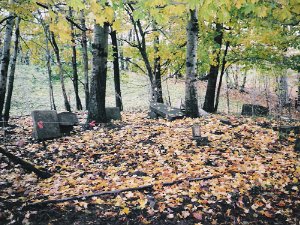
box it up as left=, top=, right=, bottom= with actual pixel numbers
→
left=121, top=207, right=130, bottom=215
left=138, top=198, right=147, bottom=209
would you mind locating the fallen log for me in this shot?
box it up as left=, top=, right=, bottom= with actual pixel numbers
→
left=25, top=174, right=221, bottom=208
left=0, top=147, right=52, bottom=179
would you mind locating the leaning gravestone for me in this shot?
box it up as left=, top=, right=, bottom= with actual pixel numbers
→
left=31, top=110, right=61, bottom=140
left=106, top=107, right=121, bottom=121
left=58, top=112, right=79, bottom=134
left=241, top=104, right=269, bottom=116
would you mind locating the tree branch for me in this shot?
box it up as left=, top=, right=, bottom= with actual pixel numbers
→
left=0, top=147, right=51, bottom=179
left=24, top=174, right=221, bottom=208
left=0, top=15, right=15, bottom=26
left=36, top=2, right=89, bottom=32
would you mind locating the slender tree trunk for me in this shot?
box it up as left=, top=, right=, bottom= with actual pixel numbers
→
left=240, top=71, right=247, bottom=92
left=37, top=10, right=56, bottom=110
left=87, top=23, right=109, bottom=123
left=127, top=4, right=157, bottom=102
left=119, top=36, right=125, bottom=70
left=185, top=9, right=199, bottom=118
left=110, top=29, right=123, bottom=111
left=3, top=17, right=20, bottom=124
left=203, top=23, right=223, bottom=113
left=214, top=41, right=229, bottom=112
left=278, top=74, right=289, bottom=107
left=50, top=32, right=71, bottom=112
left=0, top=8, right=14, bottom=120
left=80, top=10, right=89, bottom=110
left=226, top=71, right=230, bottom=114
left=153, top=23, right=163, bottom=103
left=45, top=30, right=56, bottom=111
left=69, top=8, right=82, bottom=111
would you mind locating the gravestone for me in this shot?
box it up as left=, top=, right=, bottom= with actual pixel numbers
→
left=241, top=104, right=269, bottom=116
left=106, top=107, right=121, bottom=121
left=150, top=102, right=184, bottom=121
left=278, top=125, right=300, bottom=135
left=31, top=110, right=61, bottom=140
left=58, top=112, right=79, bottom=134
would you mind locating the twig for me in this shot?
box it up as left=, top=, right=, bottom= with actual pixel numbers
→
left=24, top=174, right=221, bottom=208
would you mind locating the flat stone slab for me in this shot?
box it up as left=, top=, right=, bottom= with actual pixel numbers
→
left=278, top=125, right=300, bottom=135
left=150, top=102, right=184, bottom=121
left=106, top=107, right=121, bottom=121
left=57, top=112, right=79, bottom=126
left=241, top=104, right=269, bottom=116
left=31, top=110, right=61, bottom=140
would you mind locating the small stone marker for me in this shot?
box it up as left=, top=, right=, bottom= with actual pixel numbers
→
left=150, top=102, right=184, bottom=121
left=106, top=107, right=121, bottom=121
left=192, top=124, right=209, bottom=146
left=58, top=112, right=79, bottom=134
left=241, top=104, right=269, bottom=116
left=31, top=110, right=61, bottom=140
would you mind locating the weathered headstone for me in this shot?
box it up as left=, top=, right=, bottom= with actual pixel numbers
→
left=150, top=102, right=184, bottom=121
left=106, top=107, right=121, bottom=121
left=58, top=112, right=79, bottom=134
left=31, top=110, right=61, bottom=140
left=241, top=104, right=269, bottom=116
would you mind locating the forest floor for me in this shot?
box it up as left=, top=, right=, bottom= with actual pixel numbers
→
left=1, top=112, right=300, bottom=224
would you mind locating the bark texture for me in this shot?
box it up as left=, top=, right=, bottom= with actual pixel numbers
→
left=0, top=10, right=14, bottom=120
left=110, top=30, right=123, bottom=111
left=185, top=9, right=199, bottom=118
left=153, top=23, right=163, bottom=103
left=87, top=23, right=109, bottom=123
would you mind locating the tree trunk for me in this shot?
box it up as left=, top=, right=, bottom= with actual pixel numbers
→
left=0, top=9, right=14, bottom=120
left=153, top=23, right=163, bottom=103
left=185, top=9, right=199, bottom=118
left=45, top=31, right=56, bottom=111
left=50, top=32, right=71, bottom=112
left=240, top=71, right=247, bottom=92
left=203, top=23, right=223, bottom=113
left=3, top=17, right=20, bottom=124
left=119, top=36, right=125, bottom=70
left=214, top=41, right=229, bottom=112
left=80, top=10, right=89, bottom=110
left=278, top=74, right=289, bottom=107
left=69, top=8, right=82, bottom=111
left=110, top=29, right=123, bottom=111
left=127, top=4, right=157, bottom=102
left=87, top=23, right=109, bottom=123
left=37, top=10, right=56, bottom=110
